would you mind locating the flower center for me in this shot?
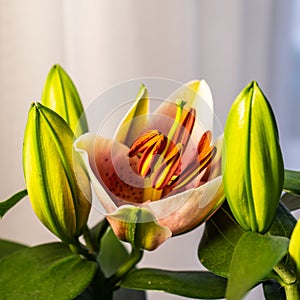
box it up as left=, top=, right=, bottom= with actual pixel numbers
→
left=128, top=101, right=217, bottom=197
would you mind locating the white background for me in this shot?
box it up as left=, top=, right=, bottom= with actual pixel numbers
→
left=0, top=1, right=299, bottom=299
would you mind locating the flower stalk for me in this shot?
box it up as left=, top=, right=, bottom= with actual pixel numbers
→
left=273, top=262, right=300, bottom=300
left=108, top=247, right=144, bottom=286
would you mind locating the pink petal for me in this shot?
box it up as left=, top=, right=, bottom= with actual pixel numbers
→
left=75, top=133, right=146, bottom=212
left=147, top=176, right=224, bottom=235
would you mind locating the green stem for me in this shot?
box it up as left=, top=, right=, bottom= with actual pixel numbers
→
left=83, top=225, right=97, bottom=253
left=285, top=284, right=300, bottom=300
left=69, top=240, right=97, bottom=261
left=108, top=246, right=143, bottom=286
left=96, top=219, right=110, bottom=251
left=273, top=262, right=300, bottom=300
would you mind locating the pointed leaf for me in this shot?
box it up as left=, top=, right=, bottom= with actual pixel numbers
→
left=98, top=227, right=129, bottom=277
left=0, top=189, right=27, bottom=218
left=198, top=202, right=295, bottom=278
left=0, top=242, right=97, bottom=300
left=0, top=239, right=27, bottom=259
left=281, top=193, right=300, bottom=211
left=269, top=201, right=297, bottom=238
left=198, top=202, right=244, bottom=278
left=284, top=170, right=300, bottom=195
left=120, top=268, right=227, bottom=299
left=226, top=232, right=289, bottom=300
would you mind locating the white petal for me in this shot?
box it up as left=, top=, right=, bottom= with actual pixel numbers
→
left=167, top=80, right=214, bottom=132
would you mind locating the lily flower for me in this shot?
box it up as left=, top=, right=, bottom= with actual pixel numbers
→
left=75, top=81, right=224, bottom=250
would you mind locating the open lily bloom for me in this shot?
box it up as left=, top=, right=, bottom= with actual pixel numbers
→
left=75, top=80, right=224, bottom=250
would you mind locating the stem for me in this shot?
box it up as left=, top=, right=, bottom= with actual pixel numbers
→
left=108, top=246, right=143, bottom=286
left=96, top=219, right=110, bottom=251
left=69, top=240, right=97, bottom=261
left=273, top=262, right=300, bottom=300
left=285, top=284, right=300, bottom=300
left=83, top=225, right=97, bottom=253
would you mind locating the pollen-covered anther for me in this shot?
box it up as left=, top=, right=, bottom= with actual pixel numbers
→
left=197, top=130, right=212, bottom=155
left=171, top=131, right=217, bottom=190
left=129, top=130, right=163, bottom=157
left=172, top=107, right=196, bottom=147
left=129, top=130, right=168, bottom=177
left=152, top=143, right=183, bottom=190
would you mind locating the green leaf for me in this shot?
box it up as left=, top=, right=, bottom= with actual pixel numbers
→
left=0, top=242, right=97, bottom=300
left=120, top=268, right=227, bottom=299
left=284, top=170, right=300, bottom=195
left=198, top=202, right=244, bottom=278
left=114, top=288, right=146, bottom=300
left=281, top=193, right=300, bottom=211
left=226, top=232, right=289, bottom=300
left=76, top=286, right=146, bottom=300
left=0, top=239, right=27, bottom=259
left=269, top=201, right=296, bottom=238
left=0, top=189, right=27, bottom=218
left=98, top=227, right=129, bottom=277
left=198, top=202, right=295, bottom=278
left=263, top=280, right=286, bottom=300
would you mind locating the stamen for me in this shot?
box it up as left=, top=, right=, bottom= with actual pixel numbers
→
left=137, top=135, right=167, bottom=177
left=129, top=130, right=163, bottom=157
left=129, top=130, right=167, bottom=177
left=170, top=131, right=217, bottom=190
left=197, top=130, right=212, bottom=155
left=172, top=147, right=216, bottom=190
left=128, top=101, right=215, bottom=199
left=152, top=143, right=183, bottom=190
left=172, top=107, right=196, bottom=147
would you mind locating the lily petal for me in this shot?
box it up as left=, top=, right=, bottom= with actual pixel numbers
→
left=147, top=176, right=224, bottom=235
left=75, top=134, right=117, bottom=213
left=155, top=80, right=214, bottom=132
left=106, top=205, right=172, bottom=251
left=114, top=84, right=149, bottom=146
left=75, top=133, right=146, bottom=210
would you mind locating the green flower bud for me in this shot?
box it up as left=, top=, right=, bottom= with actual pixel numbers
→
left=23, top=102, right=91, bottom=243
left=223, top=81, right=284, bottom=233
left=41, top=64, right=88, bottom=136
left=289, top=219, right=300, bottom=279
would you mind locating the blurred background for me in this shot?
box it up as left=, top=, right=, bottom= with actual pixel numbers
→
left=1, top=0, right=300, bottom=299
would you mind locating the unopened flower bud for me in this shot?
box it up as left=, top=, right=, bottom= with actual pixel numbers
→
left=289, top=219, right=300, bottom=279
left=223, top=81, right=284, bottom=233
left=23, top=102, right=91, bottom=243
left=41, top=64, right=88, bottom=136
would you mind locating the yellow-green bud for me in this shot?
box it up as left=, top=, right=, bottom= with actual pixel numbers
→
left=223, top=81, right=284, bottom=233
left=23, top=102, right=91, bottom=243
left=41, top=64, right=88, bottom=136
left=289, top=219, right=300, bottom=279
